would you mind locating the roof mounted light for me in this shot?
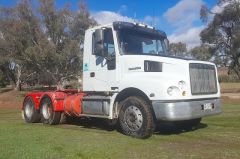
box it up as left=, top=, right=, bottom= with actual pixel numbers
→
left=136, top=23, right=155, bottom=30
left=136, top=23, right=147, bottom=28
left=148, top=26, right=155, bottom=30
left=112, top=21, right=166, bottom=38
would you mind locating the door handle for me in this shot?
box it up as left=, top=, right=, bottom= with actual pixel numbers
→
left=90, top=72, right=95, bottom=77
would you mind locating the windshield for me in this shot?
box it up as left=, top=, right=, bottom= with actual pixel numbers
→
left=118, top=29, right=167, bottom=55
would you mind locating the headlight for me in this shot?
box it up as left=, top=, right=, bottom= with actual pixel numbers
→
left=178, top=80, right=186, bottom=89
left=167, top=86, right=180, bottom=96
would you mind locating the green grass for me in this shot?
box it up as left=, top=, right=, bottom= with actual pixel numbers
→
left=0, top=105, right=240, bottom=159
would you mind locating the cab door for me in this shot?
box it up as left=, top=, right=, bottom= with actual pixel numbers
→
left=84, top=27, right=118, bottom=92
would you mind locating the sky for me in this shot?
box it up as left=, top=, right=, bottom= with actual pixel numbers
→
left=0, top=0, right=224, bottom=49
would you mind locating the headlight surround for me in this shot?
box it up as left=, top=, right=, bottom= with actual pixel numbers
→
left=167, top=86, right=180, bottom=96
left=178, top=80, right=186, bottom=89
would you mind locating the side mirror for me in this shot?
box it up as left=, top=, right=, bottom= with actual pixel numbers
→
left=164, top=39, right=170, bottom=52
left=93, top=29, right=105, bottom=56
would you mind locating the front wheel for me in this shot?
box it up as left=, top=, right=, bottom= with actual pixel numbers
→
left=119, top=96, right=154, bottom=139
left=40, top=97, right=61, bottom=125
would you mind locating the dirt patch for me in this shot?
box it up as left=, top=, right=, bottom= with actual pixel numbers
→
left=221, top=95, right=240, bottom=104
left=222, top=93, right=240, bottom=99
left=0, top=90, right=22, bottom=109
left=221, top=93, right=240, bottom=104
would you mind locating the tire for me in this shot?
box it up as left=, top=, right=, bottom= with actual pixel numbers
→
left=119, top=96, right=154, bottom=139
left=22, top=96, right=41, bottom=123
left=40, top=96, right=61, bottom=125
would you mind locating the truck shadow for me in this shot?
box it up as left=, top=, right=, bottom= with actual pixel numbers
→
left=61, top=116, right=117, bottom=131
left=154, top=122, right=208, bottom=135
left=61, top=116, right=208, bottom=135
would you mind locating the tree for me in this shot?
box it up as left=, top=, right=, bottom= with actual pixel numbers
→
left=190, top=44, right=213, bottom=61
left=36, top=0, right=96, bottom=89
left=0, top=0, right=42, bottom=90
left=169, top=42, right=188, bottom=57
left=200, top=0, right=240, bottom=79
left=0, top=0, right=97, bottom=90
left=0, top=70, right=8, bottom=87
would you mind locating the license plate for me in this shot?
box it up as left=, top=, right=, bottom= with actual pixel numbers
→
left=203, top=103, right=213, bottom=110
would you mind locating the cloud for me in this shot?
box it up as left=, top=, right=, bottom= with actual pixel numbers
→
left=91, top=11, right=159, bottom=27
left=163, top=0, right=205, bottom=49
left=164, top=0, right=204, bottom=32
left=168, top=26, right=204, bottom=50
left=91, top=11, right=134, bottom=24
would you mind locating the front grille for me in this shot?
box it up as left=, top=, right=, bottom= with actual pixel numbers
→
left=189, top=63, right=217, bottom=95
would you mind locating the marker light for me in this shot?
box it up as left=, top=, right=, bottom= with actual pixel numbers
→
left=182, top=91, right=187, bottom=96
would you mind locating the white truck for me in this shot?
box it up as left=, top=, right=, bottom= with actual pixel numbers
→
left=22, top=21, right=222, bottom=138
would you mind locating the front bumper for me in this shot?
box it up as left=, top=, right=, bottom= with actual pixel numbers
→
left=152, top=98, right=222, bottom=121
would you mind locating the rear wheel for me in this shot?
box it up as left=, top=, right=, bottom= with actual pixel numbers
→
left=22, top=96, right=40, bottom=123
left=119, top=96, right=154, bottom=139
left=40, top=97, right=61, bottom=125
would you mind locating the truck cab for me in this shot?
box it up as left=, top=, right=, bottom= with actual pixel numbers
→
left=83, top=21, right=221, bottom=117
left=22, top=21, right=222, bottom=138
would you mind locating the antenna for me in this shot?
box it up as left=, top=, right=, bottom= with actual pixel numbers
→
left=134, top=12, right=137, bottom=22
left=133, top=1, right=137, bottom=23
left=152, top=8, right=155, bottom=27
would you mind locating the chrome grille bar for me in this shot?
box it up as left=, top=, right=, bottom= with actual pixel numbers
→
left=189, top=63, right=217, bottom=95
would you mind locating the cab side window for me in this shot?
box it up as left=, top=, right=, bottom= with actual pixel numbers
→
left=103, top=29, right=115, bottom=56
left=93, top=28, right=116, bottom=70
left=104, top=29, right=116, bottom=70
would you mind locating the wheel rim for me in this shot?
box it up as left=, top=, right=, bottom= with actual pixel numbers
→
left=25, top=103, right=33, bottom=118
left=42, top=103, right=52, bottom=120
left=124, top=105, right=143, bottom=131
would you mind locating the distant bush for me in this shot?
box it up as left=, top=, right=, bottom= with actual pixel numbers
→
left=0, top=82, right=6, bottom=88
left=21, top=85, right=57, bottom=91
left=0, top=72, right=8, bottom=88
left=64, top=80, right=82, bottom=90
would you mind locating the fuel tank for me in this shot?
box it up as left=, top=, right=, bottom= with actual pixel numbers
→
left=63, top=93, right=86, bottom=116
